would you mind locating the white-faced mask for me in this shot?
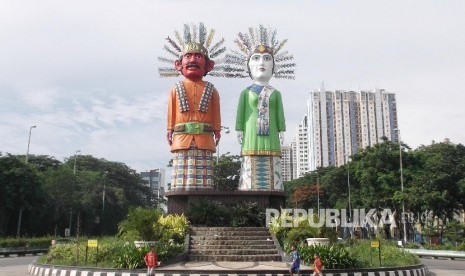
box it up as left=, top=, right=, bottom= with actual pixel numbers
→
left=248, top=53, right=274, bottom=85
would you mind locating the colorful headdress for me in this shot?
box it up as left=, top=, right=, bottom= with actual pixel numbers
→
left=158, top=22, right=227, bottom=78
left=221, top=25, right=296, bottom=79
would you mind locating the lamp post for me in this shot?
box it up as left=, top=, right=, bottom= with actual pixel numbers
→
left=317, top=175, right=320, bottom=216
left=68, top=150, right=81, bottom=236
left=345, top=154, right=352, bottom=238
left=216, top=126, right=230, bottom=164
left=102, top=171, right=108, bottom=213
left=18, top=125, right=36, bottom=237
left=73, top=150, right=81, bottom=174
left=395, top=128, right=407, bottom=245
left=25, top=125, right=37, bottom=163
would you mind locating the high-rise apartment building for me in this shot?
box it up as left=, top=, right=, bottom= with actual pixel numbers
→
left=309, top=87, right=398, bottom=170
left=281, top=145, right=292, bottom=182
left=140, top=168, right=166, bottom=202
left=289, top=87, right=399, bottom=178
left=295, top=115, right=310, bottom=177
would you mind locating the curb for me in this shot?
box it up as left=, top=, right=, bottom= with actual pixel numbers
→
left=28, top=263, right=429, bottom=276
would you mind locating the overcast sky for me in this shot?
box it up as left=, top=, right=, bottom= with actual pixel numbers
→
left=1, top=0, right=465, bottom=176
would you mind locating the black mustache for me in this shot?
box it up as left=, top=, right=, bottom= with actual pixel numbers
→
left=186, top=63, right=200, bottom=68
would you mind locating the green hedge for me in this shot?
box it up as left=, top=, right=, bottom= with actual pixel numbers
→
left=0, top=237, right=52, bottom=248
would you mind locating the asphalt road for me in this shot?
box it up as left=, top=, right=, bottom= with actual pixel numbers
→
left=420, top=257, right=465, bottom=276
left=0, top=256, right=36, bottom=276
left=2, top=255, right=465, bottom=275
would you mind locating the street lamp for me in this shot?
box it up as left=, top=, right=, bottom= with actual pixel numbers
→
left=395, top=128, right=407, bottom=245
left=25, top=125, right=37, bottom=163
left=345, top=154, right=352, bottom=233
left=69, top=150, right=81, bottom=236
left=216, top=126, right=230, bottom=164
left=18, top=125, right=36, bottom=236
left=102, top=171, right=108, bottom=213
left=73, top=150, right=81, bottom=174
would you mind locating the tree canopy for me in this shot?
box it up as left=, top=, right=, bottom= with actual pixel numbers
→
left=0, top=153, right=152, bottom=237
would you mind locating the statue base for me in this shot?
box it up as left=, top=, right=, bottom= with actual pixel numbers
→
left=165, top=189, right=286, bottom=214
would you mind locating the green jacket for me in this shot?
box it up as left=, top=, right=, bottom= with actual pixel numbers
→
left=235, top=86, right=285, bottom=156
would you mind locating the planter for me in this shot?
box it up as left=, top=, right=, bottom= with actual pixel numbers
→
left=133, top=241, right=157, bottom=248
left=306, top=237, right=330, bottom=246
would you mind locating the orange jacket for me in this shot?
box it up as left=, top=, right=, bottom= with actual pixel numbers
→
left=167, top=79, right=221, bottom=152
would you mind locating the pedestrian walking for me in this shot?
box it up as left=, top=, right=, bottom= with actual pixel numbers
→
left=289, top=244, right=301, bottom=276
left=313, top=253, right=323, bottom=276
left=144, top=246, right=158, bottom=276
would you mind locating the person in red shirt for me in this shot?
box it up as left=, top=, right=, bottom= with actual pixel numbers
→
left=313, top=253, right=323, bottom=276
left=144, top=246, right=157, bottom=276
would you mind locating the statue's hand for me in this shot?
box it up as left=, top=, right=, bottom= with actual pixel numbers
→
left=214, top=130, right=221, bottom=146
left=167, top=131, right=173, bottom=145
left=279, top=131, right=285, bottom=145
left=237, top=131, right=243, bottom=144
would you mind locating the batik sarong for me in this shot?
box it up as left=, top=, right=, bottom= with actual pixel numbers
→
left=239, top=155, right=282, bottom=190
left=171, top=149, right=214, bottom=190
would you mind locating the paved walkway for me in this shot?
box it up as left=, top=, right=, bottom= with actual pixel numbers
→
left=156, top=260, right=312, bottom=272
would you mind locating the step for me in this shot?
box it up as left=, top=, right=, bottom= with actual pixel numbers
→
left=191, top=230, right=271, bottom=237
left=187, top=227, right=281, bottom=262
left=190, top=235, right=272, bottom=241
left=189, top=248, right=278, bottom=255
left=190, top=227, right=267, bottom=231
left=189, top=244, right=276, bottom=250
left=187, top=254, right=282, bottom=262
left=190, top=228, right=270, bottom=234
left=189, top=239, right=274, bottom=246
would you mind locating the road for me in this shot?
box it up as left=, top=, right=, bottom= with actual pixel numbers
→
left=0, top=256, right=36, bottom=276
left=1, top=255, right=465, bottom=275
left=420, top=257, right=465, bottom=276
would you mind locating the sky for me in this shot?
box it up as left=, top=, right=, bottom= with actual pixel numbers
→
left=1, top=0, right=465, bottom=177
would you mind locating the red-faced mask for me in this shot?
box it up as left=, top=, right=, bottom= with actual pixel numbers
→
left=174, top=43, right=215, bottom=81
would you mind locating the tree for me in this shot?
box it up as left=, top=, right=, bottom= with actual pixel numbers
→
left=41, top=166, right=77, bottom=236
left=407, top=142, right=465, bottom=230
left=62, top=155, right=152, bottom=236
left=0, top=154, right=45, bottom=236
left=214, top=153, right=241, bottom=191
left=350, top=138, right=404, bottom=210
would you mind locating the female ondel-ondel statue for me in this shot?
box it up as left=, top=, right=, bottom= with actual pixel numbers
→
left=158, top=22, right=229, bottom=191
left=223, top=25, right=296, bottom=191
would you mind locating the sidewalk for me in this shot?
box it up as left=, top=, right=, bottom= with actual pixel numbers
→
left=156, top=260, right=312, bottom=272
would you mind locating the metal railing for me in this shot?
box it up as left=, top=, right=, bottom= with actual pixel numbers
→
left=0, top=247, right=48, bottom=257
left=404, top=248, right=465, bottom=259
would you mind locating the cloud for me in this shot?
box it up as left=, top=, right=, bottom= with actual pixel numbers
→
left=2, top=0, right=465, bottom=175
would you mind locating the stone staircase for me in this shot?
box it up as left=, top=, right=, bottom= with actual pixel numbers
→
left=188, top=227, right=282, bottom=262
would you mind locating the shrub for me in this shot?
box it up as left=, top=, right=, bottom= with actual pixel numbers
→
left=157, top=214, right=189, bottom=243
left=299, top=244, right=359, bottom=269
left=231, top=201, right=266, bottom=227
left=268, top=208, right=292, bottom=243
left=185, top=199, right=230, bottom=226
left=112, top=242, right=146, bottom=269
left=346, top=240, right=420, bottom=268
left=43, top=237, right=185, bottom=268
left=269, top=212, right=338, bottom=247
left=117, top=207, right=163, bottom=241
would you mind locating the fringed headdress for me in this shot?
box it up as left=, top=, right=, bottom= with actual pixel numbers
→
left=158, top=22, right=227, bottom=78
left=221, top=25, right=296, bottom=79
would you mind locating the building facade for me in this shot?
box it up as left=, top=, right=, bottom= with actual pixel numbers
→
left=288, top=87, right=399, bottom=179
left=281, top=145, right=292, bottom=182
left=140, top=168, right=166, bottom=203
